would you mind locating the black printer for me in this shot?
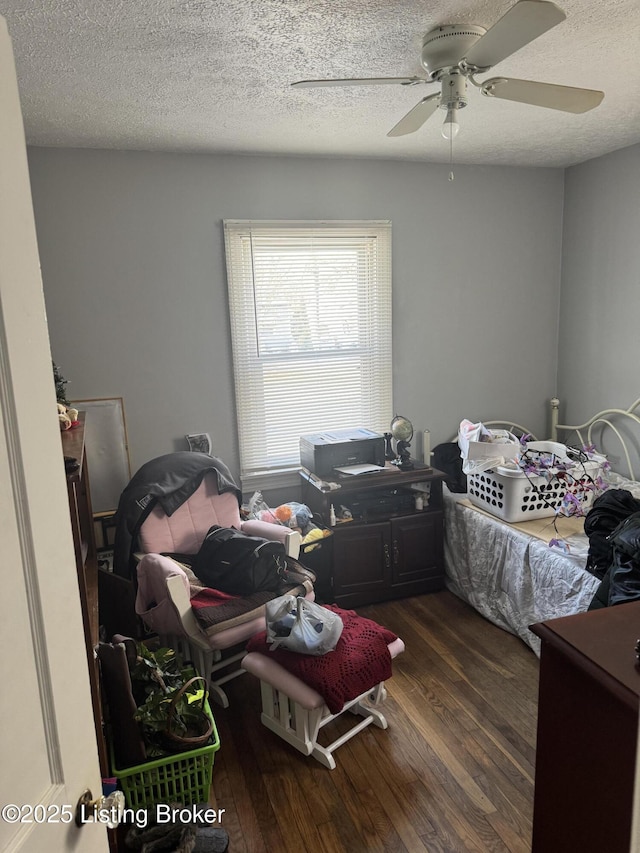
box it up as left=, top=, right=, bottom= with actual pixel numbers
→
left=300, top=428, right=385, bottom=477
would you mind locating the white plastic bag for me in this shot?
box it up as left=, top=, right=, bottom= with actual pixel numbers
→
left=457, top=419, right=520, bottom=475
left=265, top=594, right=344, bottom=656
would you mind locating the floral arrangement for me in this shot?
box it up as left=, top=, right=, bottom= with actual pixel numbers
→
left=514, top=435, right=611, bottom=553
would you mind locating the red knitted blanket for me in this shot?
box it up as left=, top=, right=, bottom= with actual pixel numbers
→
left=246, top=605, right=398, bottom=714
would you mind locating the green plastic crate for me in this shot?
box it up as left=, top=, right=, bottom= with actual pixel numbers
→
left=111, top=700, right=220, bottom=809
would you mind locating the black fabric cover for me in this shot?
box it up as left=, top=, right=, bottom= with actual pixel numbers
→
left=608, top=511, right=640, bottom=607
left=113, top=452, right=242, bottom=579
left=588, top=567, right=611, bottom=610
left=432, top=442, right=467, bottom=493
left=584, top=489, right=640, bottom=579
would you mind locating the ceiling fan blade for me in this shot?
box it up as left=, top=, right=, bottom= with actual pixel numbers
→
left=481, top=76, right=604, bottom=113
left=464, top=0, right=566, bottom=70
left=387, top=93, right=441, bottom=137
left=292, top=76, right=427, bottom=88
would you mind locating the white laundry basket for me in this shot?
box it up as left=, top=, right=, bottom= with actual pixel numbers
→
left=467, top=457, right=603, bottom=523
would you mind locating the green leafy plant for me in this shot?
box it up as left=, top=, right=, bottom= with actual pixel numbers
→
left=134, top=689, right=209, bottom=757
left=129, top=645, right=185, bottom=703
left=129, top=643, right=210, bottom=758
left=52, top=361, right=69, bottom=405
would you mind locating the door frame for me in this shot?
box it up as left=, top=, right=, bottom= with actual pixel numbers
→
left=0, top=15, right=107, bottom=852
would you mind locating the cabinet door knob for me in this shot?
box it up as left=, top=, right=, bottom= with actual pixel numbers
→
left=384, top=544, right=390, bottom=568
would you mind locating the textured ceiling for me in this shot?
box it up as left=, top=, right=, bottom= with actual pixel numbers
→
left=1, top=0, right=639, bottom=167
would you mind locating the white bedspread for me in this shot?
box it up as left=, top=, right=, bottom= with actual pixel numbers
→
left=443, top=488, right=601, bottom=655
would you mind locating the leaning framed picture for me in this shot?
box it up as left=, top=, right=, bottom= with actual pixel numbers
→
left=71, top=397, right=132, bottom=514
left=186, top=432, right=212, bottom=454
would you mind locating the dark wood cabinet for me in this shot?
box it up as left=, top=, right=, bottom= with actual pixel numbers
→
left=391, top=512, right=443, bottom=587
left=62, top=414, right=117, bottom=852
left=300, top=463, right=445, bottom=608
left=530, top=602, right=640, bottom=853
left=62, top=415, right=107, bottom=765
left=332, top=521, right=391, bottom=604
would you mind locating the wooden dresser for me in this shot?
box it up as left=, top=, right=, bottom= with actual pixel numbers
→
left=62, top=414, right=116, bottom=850
left=530, top=601, right=640, bottom=853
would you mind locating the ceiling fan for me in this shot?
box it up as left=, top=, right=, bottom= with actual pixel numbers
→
left=291, top=0, right=604, bottom=141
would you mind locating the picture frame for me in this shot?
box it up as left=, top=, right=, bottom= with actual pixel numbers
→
left=71, top=397, right=132, bottom=514
left=186, top=432, right=212, bottom=454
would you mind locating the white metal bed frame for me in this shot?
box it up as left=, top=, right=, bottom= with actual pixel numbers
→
left=478, top=396, right=640, bottom=481
left=549, top=396, right=640, bottom=481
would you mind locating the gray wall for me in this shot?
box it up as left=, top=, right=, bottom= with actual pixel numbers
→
left=559, top=142, right=640, bottom=419
left=27, top=147, right=564, bottom=496
left=557, top=141, right=640, bottom=476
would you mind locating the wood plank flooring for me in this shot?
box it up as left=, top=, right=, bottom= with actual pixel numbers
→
left=209, top=590, right=540, bottom=853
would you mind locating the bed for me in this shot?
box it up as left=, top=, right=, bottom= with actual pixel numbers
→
left=443, top=397, right=640, bottom=654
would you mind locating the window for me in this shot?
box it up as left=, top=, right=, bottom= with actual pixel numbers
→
left=223, top=220, right=392, bottom=490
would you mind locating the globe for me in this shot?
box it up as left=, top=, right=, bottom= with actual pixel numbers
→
left=390, top=415, right=414, bottom=469
left=391, top=415, right=413, bottom=443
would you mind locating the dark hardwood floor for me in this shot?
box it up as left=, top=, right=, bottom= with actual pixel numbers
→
left=209, top=590, right=539, bottom=853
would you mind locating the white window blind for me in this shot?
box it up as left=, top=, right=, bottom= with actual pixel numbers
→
left=223, top=220, right=393, bottom=490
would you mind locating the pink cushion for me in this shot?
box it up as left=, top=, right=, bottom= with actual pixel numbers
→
left=135, top=552, right=265, bottom=647
left=135, top=553, right=190, bottom=636
left=207, top=615, right=270, bottom=651
left=138, top=473, right=241, bottom=555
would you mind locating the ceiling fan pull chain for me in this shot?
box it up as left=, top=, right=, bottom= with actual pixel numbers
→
left=449, top=134, right=455, bottom=182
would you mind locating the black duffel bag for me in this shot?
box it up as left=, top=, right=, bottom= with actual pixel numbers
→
left=188, top=525, right=315, bottom=596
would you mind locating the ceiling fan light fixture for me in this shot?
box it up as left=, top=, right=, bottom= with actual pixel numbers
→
left=291, top=1, right=605, bottom=141
left=441, top=107, right=460, bottom=140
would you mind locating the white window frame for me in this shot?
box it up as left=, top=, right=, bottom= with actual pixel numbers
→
left=223, top=219, right=393, bottom=491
